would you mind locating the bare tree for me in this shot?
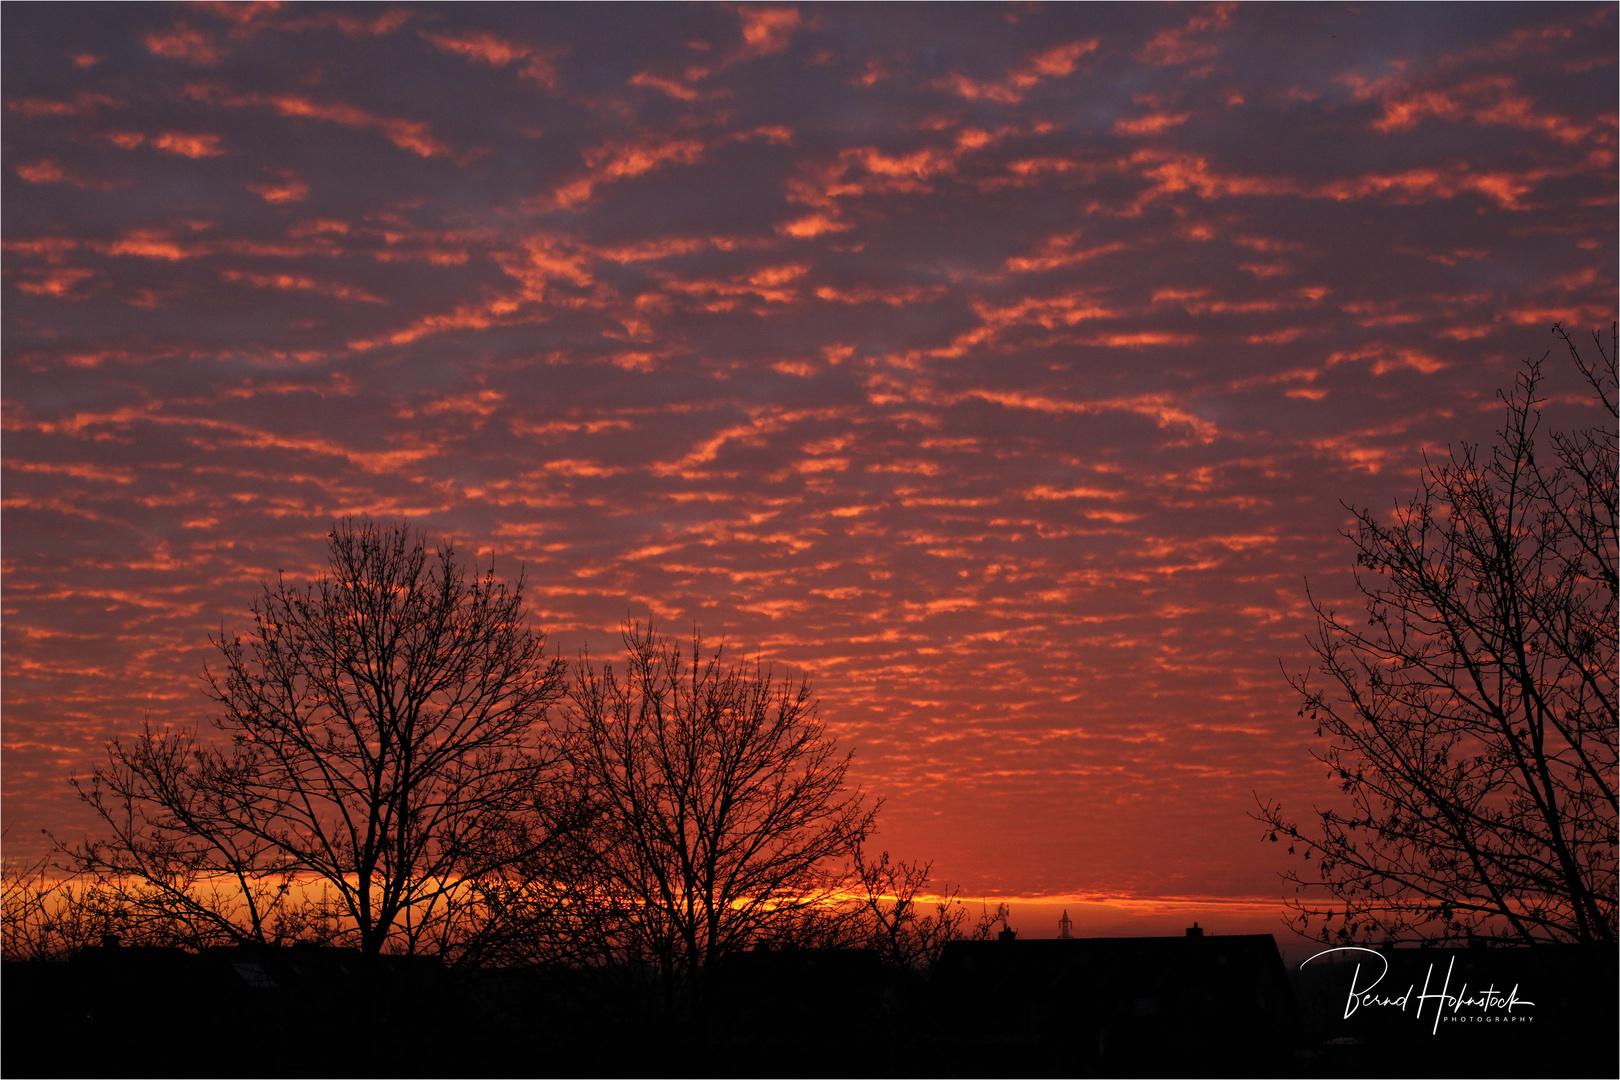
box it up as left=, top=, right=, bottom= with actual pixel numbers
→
left=62, top=519, right=566, bottom=968
left=849, top=845, right=969, bottom=970
left=2, top=846, right=62, bottom=960
left=1257, top=325, right=1617, bottom=946
left=547, top=622, right=876, bottom=1011
left=3, top=838, right=257, bottom=959
left=970, top=901, right=1013, bottom=941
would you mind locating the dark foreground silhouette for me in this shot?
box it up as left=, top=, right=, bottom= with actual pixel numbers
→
left=4, top=929, right=1614, bottom=1077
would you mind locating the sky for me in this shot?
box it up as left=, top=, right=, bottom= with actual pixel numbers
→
left=3, top=2, right=1615, bottom=939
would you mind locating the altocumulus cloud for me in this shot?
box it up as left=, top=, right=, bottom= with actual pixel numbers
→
left=3, top=2, right=1614, bottom=906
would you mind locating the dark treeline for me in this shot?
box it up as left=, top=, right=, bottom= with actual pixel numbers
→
left=5, top=919, right=1615, bottom=1077
left=3, top=517, right=1017, bottom=1071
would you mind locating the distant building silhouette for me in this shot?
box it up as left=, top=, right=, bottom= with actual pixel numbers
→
left=710, top=946, right=886, bottom=1067
left=930, top=928, right=1298, bottom=1073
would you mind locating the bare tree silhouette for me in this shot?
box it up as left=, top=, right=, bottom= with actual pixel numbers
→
left=3, top=842, right=289, bottom=958
left=61, top=520, right=566, bottom=968
left=544, top=621, right=877, bottom=1022
left=2, top=847, right=65, bottom=960
left=1257, top=325, right=1617, bottom=946
left=850, top=845, right=969, bottom=970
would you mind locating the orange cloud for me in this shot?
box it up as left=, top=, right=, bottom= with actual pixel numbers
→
left=630, top=71, right=703, bottom=101
left=420, top=29, right=559, bottom=86
left=1370, top=75, right=1595, bottom=144
left=1122, top=147, right=1553, bottom=213
left=965, top=389, right=1219, bottom=442
left=349, top=293, right=540, bottom=351
left=934, top=40, right=1097, bottom=104
left=594, top=236, right=709, bottom=263
left=269, top=95, right=449, bottom=156
left=12, top=159, right=123, bottom=191
left=1113, top=111, right=1192, bottom=136
left=288, top=219, right=350, bottom=238
left=984, top=155, right=1081, bottom=192
left=152, top=132, right=226, bottom=158
left=855, top=146, right=956, bottom=181
left=1085, top=332, right=1199, bottom=348
left=648, top=411, right=797, bottom=477
left=852, top=57, right=888, bottom=88
left=193, top=1, right=285, bottom=26
left=777, top=213, right=850, bottom=238
left=245, top=171, right=310, bottom=203
left=12, top=267, right=97, bottom=298
left=221, top=270, right=386, bottom=304
left=1006, top=232, right=1128, bottom=273
left=1128, top=148, right=1297, bottom=206
left=658, top=263, right=809, bottom=311
left=185, top=84, right=452, bottom=158
left=1023, top=484, right=1127, bottom=502
left=6, top=91, right=123, bottom=118
left=551, top=136, right=708, bottom=208
left=1245, top=327, right=1308, bottom=345
left=779, top=140, right=970, bottom=232
left=1326, top=345, right=1447, bottom=376
left=1136, top=4, right=1234, bottom=66
left=1318, top=163, right=1547, bottom=210
left=14, top=159, right=72, bottom=185
left=813, top=283, right=943, bottom=307
left=734, top=5, right=802, bottom=59
left=3, top=236, right=80, bottom=261
left=975, top=291, right=1120, bottom=333
left=423, top=29, right=529, bottom=66
left=1150, top=289, right=1283, bottom=317
left=145, top=24, right=226, bottom=65
left=493, top=233, right=597, bottom=302
left=98, top=230, right=194, bottom=260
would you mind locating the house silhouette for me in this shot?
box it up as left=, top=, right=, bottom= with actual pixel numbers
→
left=927, top=926, right=1299, bottom=1074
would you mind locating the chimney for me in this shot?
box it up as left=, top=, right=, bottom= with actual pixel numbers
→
left=1185, top=922, right=1203, bottom=938
left=102, top=933, right=122, bottom=949
left=998, top=925, right=1018, bottom=943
